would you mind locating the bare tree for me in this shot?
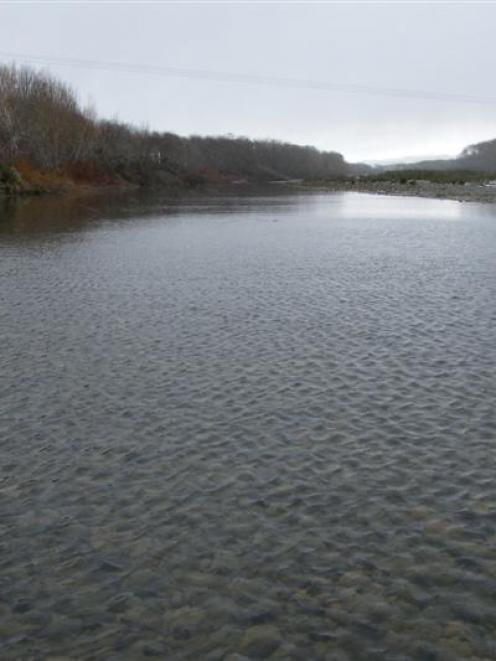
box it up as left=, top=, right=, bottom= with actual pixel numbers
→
left=0, top=62, right=349, bottom=185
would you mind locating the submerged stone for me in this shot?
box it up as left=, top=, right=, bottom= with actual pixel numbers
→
left=240, top=624, right=282, bottom=658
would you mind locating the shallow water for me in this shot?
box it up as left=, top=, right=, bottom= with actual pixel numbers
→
left=1, top=190, right=496, bottom=660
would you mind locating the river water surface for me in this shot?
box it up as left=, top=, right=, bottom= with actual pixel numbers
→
left=1, top=191, right=496, bottom=660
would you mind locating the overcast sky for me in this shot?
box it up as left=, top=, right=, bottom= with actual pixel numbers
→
left=1, top=1, right=496, bottom=162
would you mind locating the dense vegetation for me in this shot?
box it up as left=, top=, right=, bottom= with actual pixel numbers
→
left=0, top=63, right=347, bottom=193
left=455, top=138, right=496, bottom=171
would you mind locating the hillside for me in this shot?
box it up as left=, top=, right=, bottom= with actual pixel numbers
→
left=0, top=63, right=348, bottom=194
left=375, top=137, right=496, bottom=174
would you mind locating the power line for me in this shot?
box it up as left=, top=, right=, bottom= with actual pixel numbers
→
left=1, top=51, right=495, bottom=106
left=3, top=1, right=496, bottom=4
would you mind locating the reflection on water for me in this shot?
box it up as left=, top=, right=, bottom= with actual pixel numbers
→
left=337, top=191, right=464, bottom=221
left=1, top=191, right=496, bottom=660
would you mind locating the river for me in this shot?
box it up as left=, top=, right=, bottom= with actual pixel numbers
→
left=1, top=190, right=496, bottom=659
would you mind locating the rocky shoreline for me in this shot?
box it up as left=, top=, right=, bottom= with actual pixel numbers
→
left=299, top=179, right=496, bottom=204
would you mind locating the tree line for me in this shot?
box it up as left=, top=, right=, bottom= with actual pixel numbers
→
left=0, top=63, right=348, bottom=189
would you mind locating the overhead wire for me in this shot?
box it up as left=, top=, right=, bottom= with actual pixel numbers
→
left=0, top=51, right=495, bottom=106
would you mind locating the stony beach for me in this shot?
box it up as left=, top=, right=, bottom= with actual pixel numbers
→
left=301, top=180, right=496, bottom=205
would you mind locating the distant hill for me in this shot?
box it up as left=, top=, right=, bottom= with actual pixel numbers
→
left=456, top=138, right=496, bottom=171
left=347, top=161, right=374, bottom=176
left=378, top=137, right=496, bottom=173
left=366, top=154, right=453, bottom=167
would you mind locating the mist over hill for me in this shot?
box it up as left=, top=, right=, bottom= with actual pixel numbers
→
left=373, top=138, right=496, bottom=174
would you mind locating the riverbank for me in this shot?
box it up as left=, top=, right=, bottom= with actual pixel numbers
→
left=298, top=179, right=496, bottom=203
left=0, top=164, right=183, bottom=198
left=0, top=163, right=251, bottom=199
left=4, top=162, right=496, bottom=205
